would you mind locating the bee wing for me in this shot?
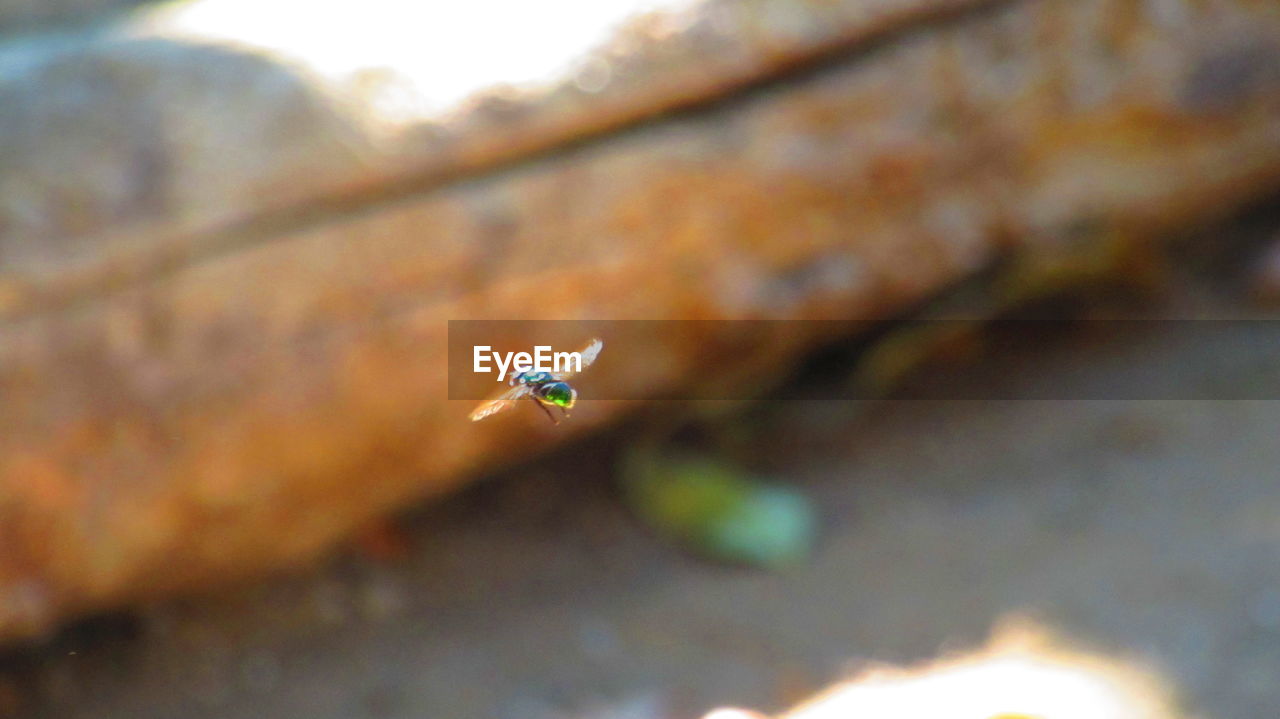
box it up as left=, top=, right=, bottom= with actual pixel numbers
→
left=553, top=338, right=604, bottom=380
left=469, top=385, right=532, bottom=422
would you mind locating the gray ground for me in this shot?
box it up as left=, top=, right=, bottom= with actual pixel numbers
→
left=5, top=218, right=1280, bottom=718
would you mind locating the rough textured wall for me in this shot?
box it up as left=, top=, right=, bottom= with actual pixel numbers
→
left=0, top=0, right=1278, bottom=642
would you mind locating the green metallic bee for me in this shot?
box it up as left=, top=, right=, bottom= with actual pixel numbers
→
left=469, top=338, right=603, bottom=424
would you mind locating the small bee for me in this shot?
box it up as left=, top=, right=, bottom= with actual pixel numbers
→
left=469, top=338, right=604, bottom=424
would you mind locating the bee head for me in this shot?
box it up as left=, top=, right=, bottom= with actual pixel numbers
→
left=513, top=370, right=553, bottom=386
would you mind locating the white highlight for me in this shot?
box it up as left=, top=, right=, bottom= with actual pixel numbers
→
left=137, top=0, right=681, bottom=125
left=703, top=621, right=1180, bottom=719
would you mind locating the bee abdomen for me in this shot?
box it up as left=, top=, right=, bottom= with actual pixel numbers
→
left=535, top=382, right=576, bottom=409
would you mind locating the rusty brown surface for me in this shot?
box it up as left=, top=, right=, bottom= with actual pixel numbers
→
left=0, top=0, right=1279, bottom=642
left=0, top=0, right=991, bottom=314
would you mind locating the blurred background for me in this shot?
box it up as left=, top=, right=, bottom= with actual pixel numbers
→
left=1, top=0, right=1280, bottom=717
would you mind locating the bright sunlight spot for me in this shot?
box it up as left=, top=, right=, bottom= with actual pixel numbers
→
left=136, top=0, right=689, bottom=124
left=705, top=621, right=1182, bottom=719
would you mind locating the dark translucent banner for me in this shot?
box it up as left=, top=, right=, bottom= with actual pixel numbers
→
left=448, top=319, right=1280, bottom=401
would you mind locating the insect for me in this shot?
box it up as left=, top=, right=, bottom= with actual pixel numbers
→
left=469, top=338, right=604, bottom=424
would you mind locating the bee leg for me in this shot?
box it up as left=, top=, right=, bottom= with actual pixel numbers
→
left=537, top=401, right=560, bottom=425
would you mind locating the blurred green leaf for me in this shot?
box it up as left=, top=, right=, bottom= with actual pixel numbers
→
left=621, top=447, right=817, bottom=569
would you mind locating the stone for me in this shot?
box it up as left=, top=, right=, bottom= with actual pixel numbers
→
left=0, top=0, right=1277, bottom=642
